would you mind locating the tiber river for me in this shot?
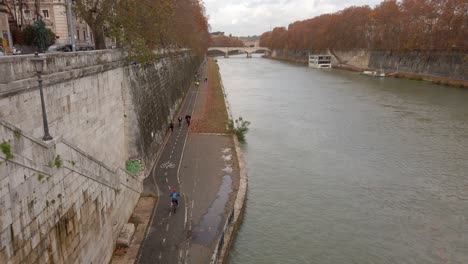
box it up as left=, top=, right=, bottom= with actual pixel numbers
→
left=218, top=55, right=468, bottom=264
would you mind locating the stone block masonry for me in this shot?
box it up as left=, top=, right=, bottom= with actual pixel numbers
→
left=0, top=51, right=126, bottom=170
left=123, top=54, right=201, bottom=166
left=0, top=50, right=202, bottom=263
left=0, top=120, right=141, bottom=264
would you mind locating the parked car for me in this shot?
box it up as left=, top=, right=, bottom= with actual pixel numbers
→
left=12, top=46, right=22, bottom=55
left=47, top=44, right=94, bottom=52
left=77, top=45, right=95, bottom=51
left=47, top=44, right=72, bottom=53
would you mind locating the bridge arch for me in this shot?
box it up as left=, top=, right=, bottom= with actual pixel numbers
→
left=207, top=48, right=227, bottom=54
left=208, top=47, right=271, bottom=58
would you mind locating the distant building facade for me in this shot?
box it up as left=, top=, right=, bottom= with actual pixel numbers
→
left=0, top=0, right=13, bottom=51
left=6, top=0, right=93, bottom=47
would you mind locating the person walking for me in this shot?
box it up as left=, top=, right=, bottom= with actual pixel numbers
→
left=178, top=116, right=183, bottom=127
left=185, top=115, right=191, bottom=126
left=169, top=122, right=174, bottom=132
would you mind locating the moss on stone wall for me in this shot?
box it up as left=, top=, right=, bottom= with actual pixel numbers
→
left=124, top=53, right=203, bottom=164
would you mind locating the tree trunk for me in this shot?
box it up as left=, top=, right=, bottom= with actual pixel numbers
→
left=93, top=27, right=106, bottom=49
left=34, top=0, right=40, bottom=21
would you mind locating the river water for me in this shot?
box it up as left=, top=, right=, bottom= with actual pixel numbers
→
left=218, top=55, right=468, bottom=264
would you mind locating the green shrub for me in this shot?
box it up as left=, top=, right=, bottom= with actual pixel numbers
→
left=126, top=160, right=141, bottom=175
left=24, top=20, right=56, bottom=52
left=228, top=117, right=251, bottom=143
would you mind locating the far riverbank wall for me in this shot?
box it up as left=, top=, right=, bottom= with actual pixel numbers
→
left=269, top=49, right=467, bottom=87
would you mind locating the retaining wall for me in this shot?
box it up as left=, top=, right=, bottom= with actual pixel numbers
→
left=367, top=50, right=467, bottom=80
left=270, top=49, right=467, bottom=81
left=0, top=51, right=126, bottom=170
left=0, top=50, right=200, bottom=263
left=0, top=120, right=142, bottom=263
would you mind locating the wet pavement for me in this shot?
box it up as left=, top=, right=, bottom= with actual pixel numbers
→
left=193, top=175, right=232, bottom=245
left=136, top=61, right=240, bottom=264
left=179, top=134, right=239, bottom=264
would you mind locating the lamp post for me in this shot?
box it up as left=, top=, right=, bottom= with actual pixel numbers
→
left=67, top=0, right=76, bottom=52
left=30, top=52, right=53, bottom=141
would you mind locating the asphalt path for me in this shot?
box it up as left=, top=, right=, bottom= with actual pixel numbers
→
left=136, top=64, right=205, bottom=264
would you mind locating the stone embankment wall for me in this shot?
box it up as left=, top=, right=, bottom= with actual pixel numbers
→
left=0, top=120, right=141, bottom=264
left=270, top=49, right=467, bottom=81
left=270, top=49, right=309, bottom=64
left=123, top=55, right=200, bottom=165
left=367, top=50, right=466, bottom=81
left=0, top=50, right=200, bottom=263
left=0, top=51, right=126, bottom=169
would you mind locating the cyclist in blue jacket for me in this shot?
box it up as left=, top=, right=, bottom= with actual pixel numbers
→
left=171, top=189, right=180, bottom=206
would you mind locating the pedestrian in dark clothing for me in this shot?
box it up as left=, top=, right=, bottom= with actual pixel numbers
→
left=204, top=77, right=208, bottom=82
left=185, top=115, right=191, bottom=126
left=169, top=122, right=174, bottom=132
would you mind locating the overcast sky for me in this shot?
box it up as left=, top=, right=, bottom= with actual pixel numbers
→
left=204, top=0, right=382, bottom=36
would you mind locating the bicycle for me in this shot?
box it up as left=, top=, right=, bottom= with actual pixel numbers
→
left=171, top=200, right=178, bottom=214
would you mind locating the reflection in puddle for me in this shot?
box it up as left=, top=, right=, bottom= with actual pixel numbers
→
left=222, top=166, right=233, bottom=173
left=193, top=175, right=232, bottom=245
left=221, top=148, right=232, bottom=154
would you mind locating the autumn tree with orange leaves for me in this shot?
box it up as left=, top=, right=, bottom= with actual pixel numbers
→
left=260, top=0, right=467, bottom=52
left=73, top=0, right=210, bottom=61
left=210, top=35, right=244, bottom=47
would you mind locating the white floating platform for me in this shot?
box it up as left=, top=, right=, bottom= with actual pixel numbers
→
left=309, top=55, right=332, bottom=68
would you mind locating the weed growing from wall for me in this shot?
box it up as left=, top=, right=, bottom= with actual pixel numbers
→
left=14, top=129, right=21, bottom=139
left=38, top=174, right=45, bottom=182
left=0, top=141, right=14, bottom=160
left=126, top=160, right=141, bottom=175
left=54, top=155, right=62, bottom=169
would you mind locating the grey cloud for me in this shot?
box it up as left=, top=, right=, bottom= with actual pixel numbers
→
left=205, top=0, right=381, bottom=36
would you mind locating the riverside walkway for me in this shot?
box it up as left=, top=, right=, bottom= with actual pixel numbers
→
left=136, top=59, right=240, bottom=264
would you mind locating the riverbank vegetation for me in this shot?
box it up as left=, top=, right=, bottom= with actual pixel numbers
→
left=228, top=117, right=251, bottom=143
left=191, top=60, right=251, bottom=141
left=192, top=60, right=230, bottom=133
left=260, top=0, right=467, bottom=52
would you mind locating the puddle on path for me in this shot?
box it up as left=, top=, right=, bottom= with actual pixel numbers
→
left=221, top=148, right=231, bottom=154
left=222, top=165, right=233, bottom=174
left=222, top=154, right=232, bottom=161
left=193, top=175, right=232, bottom=245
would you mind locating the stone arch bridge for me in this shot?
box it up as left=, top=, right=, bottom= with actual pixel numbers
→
left=208, top=47, right=271, bottom=58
